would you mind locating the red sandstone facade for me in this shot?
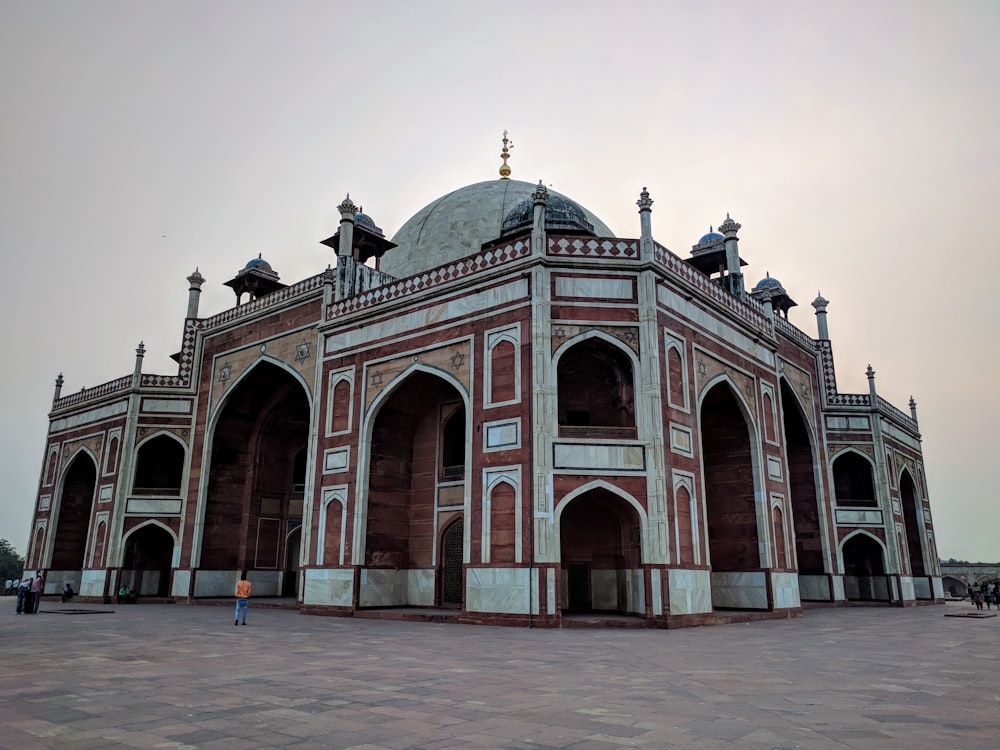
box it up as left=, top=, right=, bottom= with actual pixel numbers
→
left=25, top=176, right=941, bottom=626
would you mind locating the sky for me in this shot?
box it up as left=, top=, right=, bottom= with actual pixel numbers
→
left=0, top=1, right=997, bottom=563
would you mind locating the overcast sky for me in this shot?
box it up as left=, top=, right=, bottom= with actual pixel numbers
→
left=1, top=1, right=997, bottom=563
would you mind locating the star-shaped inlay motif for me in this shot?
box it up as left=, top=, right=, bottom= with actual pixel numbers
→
left=451, top=351, right=466, bottom=370
left=696, top=360, right=707, bottom=377
left=294, top=339, right=311, bottom=365
left=554, top=327, right=566, bottom=339
left=370, top=371, right=384, bottom=387
left=218, top=362, right=232, bottom=385
left=623, top=330, right=637, bottom=344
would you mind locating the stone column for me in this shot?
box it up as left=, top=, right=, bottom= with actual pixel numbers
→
left=186, top=268, right=205, bottom=318
left=531, top=181, right=548, bottom=255
left=133, top=342, right=145, bottom=387
left=909, top=396, right=918, bottom=424
left=812, top=292, right=830, bottom=340
left=637, top=187, right=653, bottom=261
left=52, top=373, right=64, bottom=405
left=719, top=214, right=744, bottom=296
left=336, top=195, right=358, bottom=301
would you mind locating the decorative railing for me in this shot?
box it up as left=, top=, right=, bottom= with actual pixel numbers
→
left=877, top=396, right=913, bottom=424
left=199, top=273, right=324, bottom=330
left=650, top=242, right=773, bottom=335
left=558, top=425, right=638, bottom=440
left=354, top=264, right=396, bottom=294
left=547, top=236, right=639, bottom=259
left=328, top=238, right=531, bottom=319
left=53, top=375, right=133, bottom=410
left=774, top=316, right=815, bottom=350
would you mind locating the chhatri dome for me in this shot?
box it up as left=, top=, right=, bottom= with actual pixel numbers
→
left=381, top=134, right=613, bottom=279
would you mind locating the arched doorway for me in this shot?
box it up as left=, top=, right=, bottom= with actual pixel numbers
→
left=439, top=518, right=464, bottom=607
left=559, top=488, right=642, bottom=615
left=899, top=469, right=930, bottom=598
left=122, top=525, right=174, bottom=596
left=283, top=525, right=301, bottom=597
left=779, top=379, right=828, bottom=600
left=700, top=381, right=765, bottom=609
left=557, top=336, right=636, bottom=439
left=363, top=370, right=468, bottom=608
left=200, top=361, right=310, bottom=597
left=50, top=452, right=98, bottom=571
left=842, top=533, right=890, bottom=602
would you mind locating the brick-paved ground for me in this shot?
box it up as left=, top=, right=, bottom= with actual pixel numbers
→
left=1, top=598, right=997, bottom=749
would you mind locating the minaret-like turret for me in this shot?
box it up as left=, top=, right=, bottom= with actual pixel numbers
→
left=133, top=341, right=145, bottom=385
left=718, top=214, right=744, bottom=297
left=186, top=268, right=205, bottom=318
left=531, top=180, right=548, bottom=249
left=637, top=186, right=653, bottom=259
left=909, top=396, right=918, bottom=423
left=866, top=364, right=877, bottom=402
left=337, top=194, right=357, bottom=259
left=53, top=373, right=64, bottom=405
left=812, top=291, right=830, bottom=340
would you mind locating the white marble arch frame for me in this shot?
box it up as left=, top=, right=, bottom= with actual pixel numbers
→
left=896, top=465, right=929, bottom=576
left=836, top=528, right=890, bottom=575
left=129, top=429, right=188, bottom=495
left=759, top=381, right=779, bottom=447
left=482, top=467, right=523, bottom=564
left=326, top=367, right=355, bottom=437
left=103, top=428, right=122, bottom=476
left=828, top=446, right=878, bottom=507
left=695, top=373, right=769, bottom=569
left=777, top=374, right=834, bottom=575
left=671, top=470, right=700, bottom=565
left=353, top=362, right=473, bottom=566
left=768, top=493, right=791, bottom=569
left=191, top=356, right=315, bottom=569
left=663, top=333, right=690, bottom=413
left=42, top=444, right=60, bottom=486
left=553, top=479, right=651, bottom=565
left=44, top=445, right=100, bottom=570
left=88, top=512, right=110, bottom=568
left=29, top=521, right=47, bottom=570
left=117, top=517, right=180, bottom=568
left=484, top=324, right=521, bottom=409
left=317, top=485, right=348, bottom=566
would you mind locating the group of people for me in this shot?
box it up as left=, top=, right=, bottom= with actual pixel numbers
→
left=14, top=571, right=46, bottom=614
left=970, top=582, right=999, bottom=610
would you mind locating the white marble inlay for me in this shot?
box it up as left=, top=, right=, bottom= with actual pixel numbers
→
left=466, top=567, right=534, bottom=614
left=668, top=568, right=712, bottom=615
left=303, top=568, right=354, bottom=606
left=554, top=276, right=632, bottom=300
left=98, top=485, right=113, bottom=503
left=835, top=508, right=883, bottom=525
left=767, top=456, right=783, bottom=480
left=669, top=424, right=693, bottom=456
left=323, top=447, right=350, bottom=474
left=711, top=571, right=769, bottom=610
left=140, top=398, right=192, bottom=414
left=771, top=572, right=801, bottom=609
left=51, top=400, right=128, bottom=432
left=484, top=419, right=520, bottom=450
left=172, top=569, right=191, bottom=597
left=39, top=494, right=51, bottom=510
left=126, top=498, right=182, bottom=515
left=553, top=443, right=645, bottom=472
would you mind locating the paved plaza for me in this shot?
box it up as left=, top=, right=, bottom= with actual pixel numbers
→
left=1, top=599, right=997, bottom=749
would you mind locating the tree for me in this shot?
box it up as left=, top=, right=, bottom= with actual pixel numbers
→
left=0, top=539, right=25, bottom=581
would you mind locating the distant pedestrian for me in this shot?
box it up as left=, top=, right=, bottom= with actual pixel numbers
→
left=972, top=589, right=984, bottom=611
left=61, top=583, right=75, bottom=603
left=234, top=574, right=251, bottom=626
left=28, top=571, right=45, bottom=614
left=15, top=579, right=29, bottom=614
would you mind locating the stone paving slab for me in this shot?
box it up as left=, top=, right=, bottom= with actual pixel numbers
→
left=1, top=599, right=998, bottom=749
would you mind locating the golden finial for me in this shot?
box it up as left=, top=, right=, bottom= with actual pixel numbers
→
left=499, top=130, right=513, bottom=179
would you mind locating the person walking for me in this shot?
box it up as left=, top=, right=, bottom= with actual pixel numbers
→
left=234, top=574, right=251, bottom=626
left=15, top=579, right=28, bottom=614
left=972, top=588, right=985, bottom=611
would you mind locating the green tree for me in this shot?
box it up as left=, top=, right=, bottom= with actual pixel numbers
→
left=0, top=539, right=25, bottom=581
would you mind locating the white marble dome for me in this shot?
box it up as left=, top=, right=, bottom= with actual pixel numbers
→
left=381, top=179, right=614, bottom=280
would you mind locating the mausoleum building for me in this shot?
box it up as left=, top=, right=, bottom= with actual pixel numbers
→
left=25, top=141, right=942, bottom=626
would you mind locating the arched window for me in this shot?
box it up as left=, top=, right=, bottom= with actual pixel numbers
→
left=558, top=338, right=636, bottom=438
left=441, top=407, right=465, bottom=481
left=132, top=435, right=185, bottom=496
left=832, top=452, right=876, bottom=506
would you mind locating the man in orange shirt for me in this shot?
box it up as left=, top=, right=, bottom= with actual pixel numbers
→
left=234, top=574, right=251, bottom=626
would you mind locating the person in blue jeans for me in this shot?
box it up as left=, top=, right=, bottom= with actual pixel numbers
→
left=234, top=575, right=251, bottom=626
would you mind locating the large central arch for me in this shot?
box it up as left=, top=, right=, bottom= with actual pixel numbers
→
left=198, top=360, right=310, bottom=597
left=699, top=379, right=768, bottom=610
left=357, top=367, right=470, bottom=609
left=50, top=451, right=98, bottom=572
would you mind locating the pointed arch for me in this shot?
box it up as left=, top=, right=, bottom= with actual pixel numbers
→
left=831, top=448, right=878, bottom=507
left=553, top=330, right=638, bottom=438
left=899, top=467, right=927, bottom=577
left=49, top=448, right=99, bottom=571
left=132, top=431, right=187, bottom=497
left=353, top=363, right=472, bottom=567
